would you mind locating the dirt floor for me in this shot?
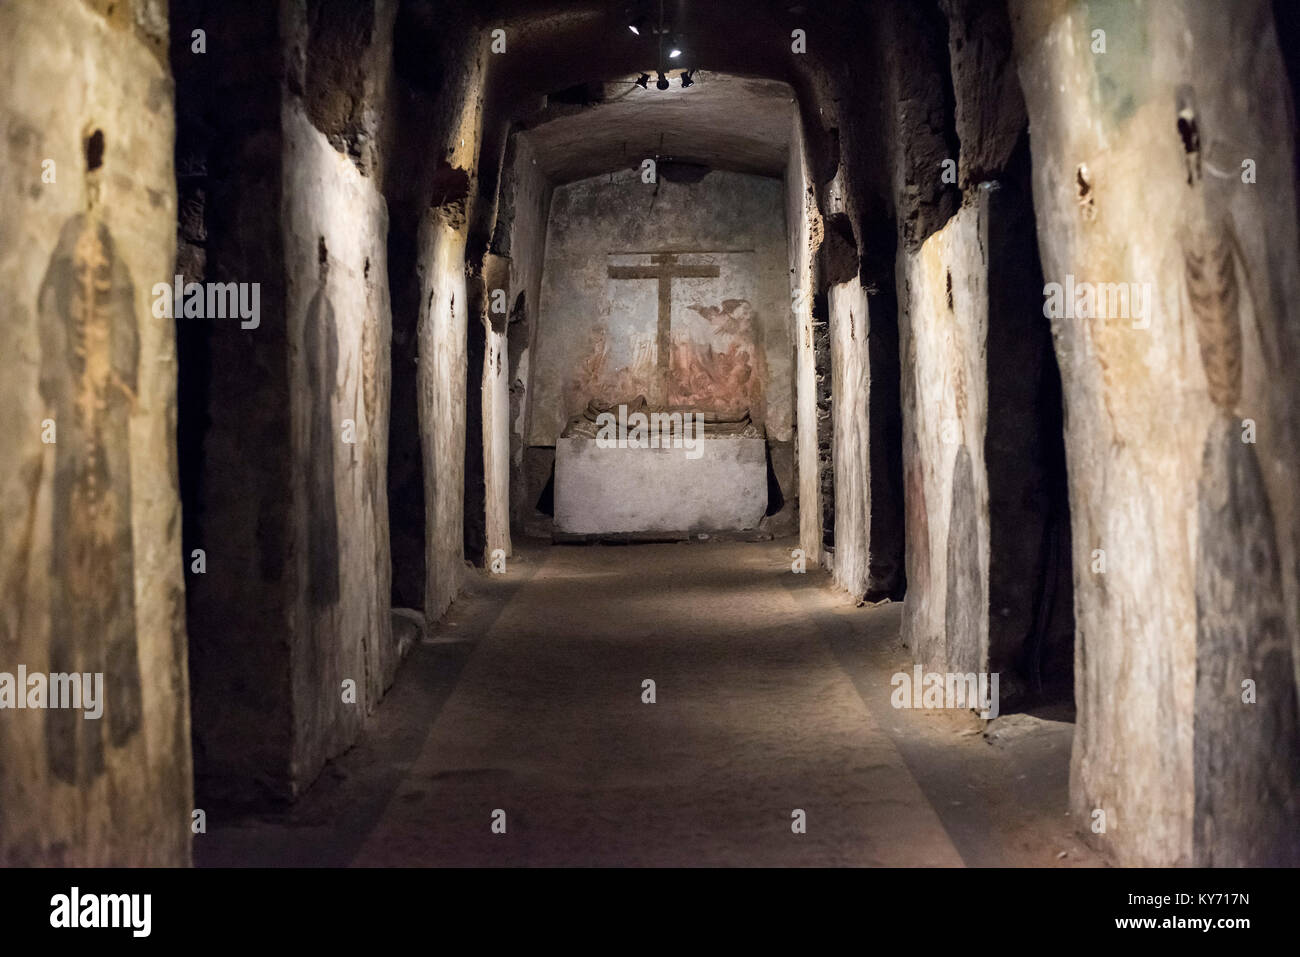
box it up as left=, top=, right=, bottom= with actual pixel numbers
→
left=197, top=539, right=1111, bottom=867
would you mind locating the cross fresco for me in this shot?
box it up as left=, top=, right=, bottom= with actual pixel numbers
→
left=607, top=252, right=721, bottom=372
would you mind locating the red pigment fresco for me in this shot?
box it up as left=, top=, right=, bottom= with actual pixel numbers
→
left=566, top=298, right=767, bottom=422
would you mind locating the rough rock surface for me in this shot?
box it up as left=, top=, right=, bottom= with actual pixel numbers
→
left=1011, top=0, right=1300, bottom=865
left=0, top=0, right=190, bottom=864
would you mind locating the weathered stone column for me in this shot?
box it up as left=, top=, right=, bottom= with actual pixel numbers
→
left=480, top=253, right=513, bottom=565
left=888, top=0, right=1069, bottom=706
left=788, top=118, right=826, bottom=568
left=419, top=214, right=471, bottom=619
left=900, top=173, right=1068, bottom=692
left=828, top=280, right=871, bottom=595
left=493, top=133, right=552, bottom=540
left=1011, top=0, right=1300, bottom=865
left=0, top=0, right=190, bottom=864
left=182, top=0, right=400, bottom=802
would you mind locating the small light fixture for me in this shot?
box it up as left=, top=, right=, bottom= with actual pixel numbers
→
left=668, top=47, right=682, bottom=59
left=656, top=71, right=669, bottom=90
left=628, top=17, right=645, bottom=35
left=680, top=70, right=694, bottom=88
left=636, top=73, right=650, bottom=89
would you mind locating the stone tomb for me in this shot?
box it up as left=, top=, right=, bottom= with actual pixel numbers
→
left=553, top=400, right=767, bottom=535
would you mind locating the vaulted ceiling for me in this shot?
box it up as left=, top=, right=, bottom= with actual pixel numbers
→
left=516, top=73, right=795, bottom=184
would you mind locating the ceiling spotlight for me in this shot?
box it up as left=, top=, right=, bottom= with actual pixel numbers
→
left=628, top=18, right=644, bottom=35
left=636, top=73, right=650, bottom=89
left=668, top=48, right=682, bottom=59
left=656, top=71, right=670, bottom=90
left=680, top=70, right=694, bottom=88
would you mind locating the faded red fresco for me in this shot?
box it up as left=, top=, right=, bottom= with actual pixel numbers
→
left=905, top=456, right=930, bottom=590
left=566, top=298, right=767, bottom=422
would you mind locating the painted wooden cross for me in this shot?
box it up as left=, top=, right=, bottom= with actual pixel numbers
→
left=608, top=252, right=720, bottom=371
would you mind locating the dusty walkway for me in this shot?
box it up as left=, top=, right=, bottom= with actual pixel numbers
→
left=199, top=541, right=1106, bottom=867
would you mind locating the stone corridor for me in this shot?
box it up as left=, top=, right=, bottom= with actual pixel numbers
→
left=3, top=0, right=1299, bottom=874
left=200, top=542, right=1102, bottom=868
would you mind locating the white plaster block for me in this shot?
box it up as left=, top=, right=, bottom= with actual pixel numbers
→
left=554, top=437, right=767, bottom=533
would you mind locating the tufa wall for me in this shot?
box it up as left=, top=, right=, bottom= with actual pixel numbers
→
left=181, top=0, right=401, bottom=804
left=0, top=0, right=191, bottom=865
left=1011, top=0, right=1300, bottom=865
left=529, top=169, right=793, bottom=449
